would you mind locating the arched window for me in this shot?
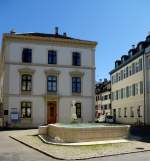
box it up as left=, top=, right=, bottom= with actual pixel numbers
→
left=21, top=74, right=32, bottom=91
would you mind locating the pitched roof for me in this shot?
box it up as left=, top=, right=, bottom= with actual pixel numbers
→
left=15, top=32, right=97, bottom=44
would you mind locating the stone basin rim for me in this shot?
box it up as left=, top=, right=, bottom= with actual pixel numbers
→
left=47, top=123, right=131, bottom=129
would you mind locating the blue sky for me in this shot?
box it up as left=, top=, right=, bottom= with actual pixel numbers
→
left=0, top=0, right=150, bottom=81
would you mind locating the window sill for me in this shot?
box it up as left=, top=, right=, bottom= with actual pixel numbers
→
left=72, top=93, right=81, bottom=96
left=21, top=91, right=32, bottom=95
left=21, top=118, right=32, bottom=121
left=22, top=62, right=32, bottom=64
left=47, top=92, right=58, bottom=95
left=72, top=64, right=81, bottom=66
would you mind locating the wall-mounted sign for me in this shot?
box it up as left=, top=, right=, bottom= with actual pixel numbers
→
left=11, top=112, right=19, bottom=121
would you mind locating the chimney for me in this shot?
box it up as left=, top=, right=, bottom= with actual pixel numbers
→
left=63, top=32, right=67, bottom=37
left=104, top=78, right=107, bottom=82
left=132, top=44, right=135, bottom=49
left=10, top=28, right=16, bottom=34
left=55, top=26, right=59, bottom=35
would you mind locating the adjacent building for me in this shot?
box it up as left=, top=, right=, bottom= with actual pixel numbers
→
left=95, top=79, right=111, bottom=118
left=110, top=34, right=150, bottom=125
left=0, top=28, right=97, bottom=127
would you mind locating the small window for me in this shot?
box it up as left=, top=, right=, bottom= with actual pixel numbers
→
left=132, top=84, right=135, bottom=96
left=72, top=52, right=81, bottom=66
left=21, top=74, right=32, bottom=92
left=137, top=106, right=142, bottom=117
left=116, top=90, right=118, bottom=100
left=4, top=110, right=8, bottom=115
left=123, top=69, right=126, bottom=79
left=47, top=76, right=57, bottom=92
left=139, top=58, right=142, bottom=71
left=21, top=102, right=31, bottom=118
left=135, top=62, right=139, bottom=73
left=129, top=66, right=132, bottom=76
left=132, top=63, right=135, bottom=75
left=76, top=103, right=81, bottom=118
left=22, top=48, right=32, bottom=63
left=126, top=67, right=128, bottom=78
left=140, top=81, right=143, bottom=94
left=72, top=77, right=81, bottom=93
left=48, top=50, right=57, bottom=64
left=124, top=107, right=127, bottom=117
left=118, top=108, right=121, bottom=117
left=121, top=88, right=123, bottom=99
left=120, top=70, right=123, bottom=80
left=135, top=83, right=138, bottom=95
left=130, top=107, right=134, bottom=117
left=126, top=86, right=129, bottom=98
left=116, top=73, right=118, bottom=82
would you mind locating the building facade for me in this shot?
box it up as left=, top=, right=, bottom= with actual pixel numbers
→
left=110, top=34, right=150, bottom=125
left=0, top=29, right=97, bottom=127
left=95, top=80, right=111, bottom=117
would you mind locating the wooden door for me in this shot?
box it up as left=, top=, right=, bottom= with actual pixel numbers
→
left=47, top=101, right=56, bottom=124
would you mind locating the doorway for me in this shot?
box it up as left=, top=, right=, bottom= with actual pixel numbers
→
left=47, top=101, right=57, bottom=124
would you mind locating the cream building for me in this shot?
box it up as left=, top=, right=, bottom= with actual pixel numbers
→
left=95, top=80, right=111, bottom=117
left=0, top=29, right=97, bottom=127
left=110, top=34, right=150, bottom=125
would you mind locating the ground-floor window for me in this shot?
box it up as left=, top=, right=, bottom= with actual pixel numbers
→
left=124, top=107, right=127, bottom=117
left=130, top=107, right=134, bottom=117
left=118, top=108, right=121, bottom=117
left=76, top=103, right=81, bottom=118
left=21, top=102, right=32, bottom=118
left=137, top=106, right=142, bottom=117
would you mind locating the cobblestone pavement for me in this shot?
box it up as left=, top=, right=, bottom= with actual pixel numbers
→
left=86, top=151, right=150, bottom=161
left=0, top=129, right=57, bottom=161
left=1, top=129, right=150, bottom=161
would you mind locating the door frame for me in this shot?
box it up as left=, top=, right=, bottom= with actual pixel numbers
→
left=47, top=101, right=57, bottom=124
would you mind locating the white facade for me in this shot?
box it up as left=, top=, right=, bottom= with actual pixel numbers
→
left=110, top=35, right=150, bottom=125
left=111, top=55, right=144, bottom=125
left=0, top=32, right=97, bottom=127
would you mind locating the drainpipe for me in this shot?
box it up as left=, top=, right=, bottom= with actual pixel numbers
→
left=143, top=52, right=146, bottom=126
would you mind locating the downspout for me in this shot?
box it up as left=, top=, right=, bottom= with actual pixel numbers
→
left=143, top=52, right=146, bottom=126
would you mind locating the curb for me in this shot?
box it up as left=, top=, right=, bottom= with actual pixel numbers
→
left=10, top=136, right=150, bottom=160
left=38, top=135, right=129, bottom=146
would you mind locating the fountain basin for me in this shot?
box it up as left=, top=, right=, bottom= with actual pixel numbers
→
left=39, top=123, right=130, bottom=143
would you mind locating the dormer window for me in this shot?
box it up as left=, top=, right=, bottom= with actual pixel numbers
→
left=72, top=52, right=81, bottom=66
left=22, top=48, right=32, bottom=63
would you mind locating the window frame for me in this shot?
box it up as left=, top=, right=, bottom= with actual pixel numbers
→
left=22, top=48, right=32, bottom=63
left=72, top=52, right=81, bottom=66
left=76, top=103, right=81, bottom=118
left=72, top=77, right=81, bottom=93
left=47, top=76, right=57, bottom=92
left=118, top=108, right=121, bottom=117
left=21, top=102, right=32, bottom=119
left=48, top=50, right=57, bottom=64
left=124, top=107, right=127, bottom=117
left=130, top=106, right=134, bottom=117
left=21, top=74, right=32, bottom=92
